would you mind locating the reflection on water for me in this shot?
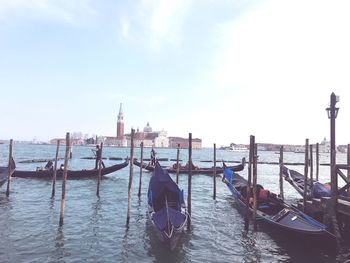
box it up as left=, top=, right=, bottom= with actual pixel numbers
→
left=54, top=226, right=66, bottom=262
left=0, top=144, right=350, bottom=262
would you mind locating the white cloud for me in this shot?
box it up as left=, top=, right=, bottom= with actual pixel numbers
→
left=202, top=0, right=350, bottom=145
left=120, top=16, right=130, bottom=39
left=138, top=0, right=192, bottom=51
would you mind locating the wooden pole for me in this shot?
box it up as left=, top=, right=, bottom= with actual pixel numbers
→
left=310, top=144, right=313, bottom=187
left=96, top=142, right=103, bottom=197
left=245, top=135, right=254, bottom=230
left=176, top=143, right=180, bottom=184
left=252, top=143, right=258, bottom=231
left=187, top=133, right=192, bottom=230
left=69, top=144, right=73, bottom=159
left=347, top=144, right=350, bottom=197
left=279, top=145, right=284, bottom=200
left=51, top=140, right=60, bottom=198
left=328, top=93, right=342, bottom=242
left=126, top=129, right=135, bottom=227
left=59, top=132, right=70, bottom=226
left=5, top=139, right=13, bottom=197
left=316, top=143, right=319, bottom=182
left=213, top=143, right=216, bottom=200
left=303, top=139, right=309, bottom=212
left=138, top=141, right=144, bottom=197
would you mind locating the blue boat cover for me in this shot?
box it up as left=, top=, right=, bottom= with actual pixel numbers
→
left=153, top=207, right=186, bottom=231
left=148, top=161, right=182, bottom=212
left=311, top=182, right=331, bottom=198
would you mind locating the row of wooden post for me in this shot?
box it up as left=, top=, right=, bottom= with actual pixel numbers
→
left=278, top=141, right=322, bottom=204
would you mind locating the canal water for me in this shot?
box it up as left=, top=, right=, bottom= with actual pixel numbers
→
left=0, top=143, right=349, bottom=262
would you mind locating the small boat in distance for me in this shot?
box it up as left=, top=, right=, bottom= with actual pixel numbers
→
left=230, top=144, right=249, bottom=152
left=12, top=159, right=129, bottom=179
left=147, top=160, right=188, bottom=250
left=222, top=165, right=335, bottom=246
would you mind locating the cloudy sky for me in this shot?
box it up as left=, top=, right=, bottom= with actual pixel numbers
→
left=1, top=0, right=350, bottom=147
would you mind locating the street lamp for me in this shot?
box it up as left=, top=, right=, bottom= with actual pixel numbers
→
left=326, top=93, right=339, bottom=119
left=326, top=106, right=339, bottom=119
left=326, top=92, right=339, bottom=206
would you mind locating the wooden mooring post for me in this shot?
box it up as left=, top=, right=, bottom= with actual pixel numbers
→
left=138, top=142, right=144, bottom=197
left=5, top=139, right=13, bottom=197
left=252, top=143, right=258, bottom=231
left=310, top=144, right=313, bottom=186
left=316, top=143, right=319, bottom=182
left=176, top=144, right=180, bottom=184
left=213, top=143, right=216, bottom=200
left=96, top=142, right=103, bottom=197
left=59, top=132, right=70, bottom=226
left=51, top=140, right=60, bottom=198
left=187, top=133, right=192, bottom=230
left=245, top=135, right=254, bottom=230
left=303, top=139, right=309, bottom=212
left=348, top=144, right=350, bottom=197
left=279, top=146, right=284, bottom=200
left=126, top=129, right=135, bottom=227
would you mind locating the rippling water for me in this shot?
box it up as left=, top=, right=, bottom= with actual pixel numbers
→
left=0, top=144, right=349, bottom=262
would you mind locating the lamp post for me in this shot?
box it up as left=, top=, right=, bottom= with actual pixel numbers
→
left=326, top=93, right=339, bottom=208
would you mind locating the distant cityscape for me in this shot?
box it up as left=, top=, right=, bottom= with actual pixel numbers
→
left=1, top=104, right=202, bottom=149
left=220, top=137, right=348, bottom=153
left=0, top=104, right=348, bottom=152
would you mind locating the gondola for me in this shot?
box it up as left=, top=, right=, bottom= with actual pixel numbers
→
left=0, top=158, right=16, bottom=187
left=134, top=158, right=245, bottom=175
left=281, top=165, right=337, bottom=198
left=222, top=165, right=336, bottom=245
left=12, top=159, right=129, bottom=179
left=147, top=160, right=188, bottom=250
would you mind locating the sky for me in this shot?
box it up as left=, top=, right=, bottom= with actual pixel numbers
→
left=1, top=0, right=350, bottom=147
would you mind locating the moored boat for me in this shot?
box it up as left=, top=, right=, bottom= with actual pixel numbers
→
left=281, top=165, right=338, bottom=198
left=0, top=158, right=16, bottom=187
left=222, top=166, right=336, bottom=246
left=134, top=158, right=245, bottom=175
left=12, top=159, right=129, bottom=179
left=147, top=160, right=188, bottom=250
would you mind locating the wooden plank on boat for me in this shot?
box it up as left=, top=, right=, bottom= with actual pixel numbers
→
left=109, top=157, right=123, bottom=160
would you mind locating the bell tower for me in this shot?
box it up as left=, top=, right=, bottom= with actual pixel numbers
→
left=116, top=103, right=124, bottom=139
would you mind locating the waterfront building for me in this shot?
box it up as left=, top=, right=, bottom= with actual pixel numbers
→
left=125, top=123, right=169, bottom=148
left=319, top=137, right=331, bottom=153
left=168, top=137, right=202, bottom=149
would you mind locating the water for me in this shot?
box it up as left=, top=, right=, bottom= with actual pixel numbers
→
left=0, top=144, right=349, bottom=262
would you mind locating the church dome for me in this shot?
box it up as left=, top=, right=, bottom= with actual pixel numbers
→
left=143, top=122, right=152, bottom=133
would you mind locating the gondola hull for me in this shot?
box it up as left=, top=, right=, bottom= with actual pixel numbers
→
left=12, top=159, right=129, bottom=179
left=148, top=206, right=186, bottom=251
left=0, top=167, right=8, bottom=187
left=223, top=168, right=336, bottom=247
left=134, top=159, right=245, bottom=175
left=0, top=158, right=16, bottom=187
left=147, top=161, right=188, bottom=250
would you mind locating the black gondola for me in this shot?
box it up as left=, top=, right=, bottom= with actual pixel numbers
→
left=222, top=166, right=336, bottom=246
left=281, top=165, right=339, bottom=198
left=0, top=158, right=15, bottom=187
left=147, top=160, right=188, bottom=250
left=12, top=159, right=129, bottom=179
left=134, top=158, right=245, bottom=175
